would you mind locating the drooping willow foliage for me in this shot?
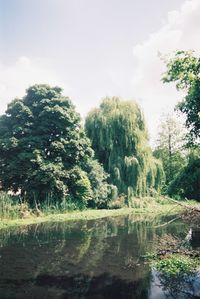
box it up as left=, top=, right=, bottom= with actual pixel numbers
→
left=85, top=97, right=164, bottom=201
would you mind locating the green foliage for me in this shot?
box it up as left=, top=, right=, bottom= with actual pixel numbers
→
left=83, top=159, right=117, bottom=208
left=0, top=192, right=20, bottom=219
left=108, top=194, right=127, bottom=209
left=40, top=195, right=87, bottom=213
left=0, top=84, right=93, bottom=205
left=154, top=255, right=200, bottom=297
left=154, top=113, right=187, bottom=186
left=154, top=255, right=199, bottom=275
left=154, top=148, right=186, bottom=186
left=85, top=97, right=164, bottom=201
left=162, top=50, right=200, bottom=145
left=67, top=166, right=92, bottom=207
left=0, top=192, right=30, bottom=219
left=168, top=151, right=200, bottom=201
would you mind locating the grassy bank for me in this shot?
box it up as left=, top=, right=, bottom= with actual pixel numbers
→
left=0, top=195, right=186, bottom=230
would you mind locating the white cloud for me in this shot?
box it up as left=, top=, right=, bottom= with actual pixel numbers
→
left=132, top=0, right=200, bottom=143
left=0, top=56, right=69, bottom=115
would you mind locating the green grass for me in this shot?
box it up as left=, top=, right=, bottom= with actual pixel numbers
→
left=0, top=196, right=185, bottom=230
left=0, top=208, right=134, bottom=229
left=1, top=191, right=199, bottom=230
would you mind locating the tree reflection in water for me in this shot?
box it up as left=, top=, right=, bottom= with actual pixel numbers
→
left=0, top=214, right=195, bottom=299
left=154, top=269, right=200, bottom=299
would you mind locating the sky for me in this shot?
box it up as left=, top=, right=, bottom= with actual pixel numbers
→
left=0, top=0, right=200, bottom=144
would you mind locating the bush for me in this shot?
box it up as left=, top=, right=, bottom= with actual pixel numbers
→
left=108, top=194, right=127, bottom=209
left=154, top=255, right=199, bottom=275
left=168, top=156, right=200, bottom=201
left=83, top=159, right=118, bottom=209
left=0, top=192, right=30, bottom=219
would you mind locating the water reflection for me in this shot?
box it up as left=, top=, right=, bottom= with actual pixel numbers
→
left=0, top=213, right=197, bottom=299
left=151, top=269, right=200, bottom=299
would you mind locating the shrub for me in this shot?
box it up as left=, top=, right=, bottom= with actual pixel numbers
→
left=168, top=156, right=200, bottom=201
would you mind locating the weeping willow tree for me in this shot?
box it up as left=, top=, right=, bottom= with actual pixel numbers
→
left=85, top=97, right=164, bottom=201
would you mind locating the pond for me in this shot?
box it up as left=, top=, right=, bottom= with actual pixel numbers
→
left=0, top=213, right=199, bottom=299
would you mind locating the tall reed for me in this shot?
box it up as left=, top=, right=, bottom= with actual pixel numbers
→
left=0, top=192, right=21, bottom=220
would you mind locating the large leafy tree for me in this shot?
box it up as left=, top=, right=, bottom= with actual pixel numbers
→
left=85, top=97, right=164, bottom=201
left=168, top=149, right=200, bottom=201
left=162, top=50, right=200, bottom=146
left=162, top=51, right=200, bottom=201
left=153, top=113, right=187, bottom=185
left=0, top=84, right=94, bottom=204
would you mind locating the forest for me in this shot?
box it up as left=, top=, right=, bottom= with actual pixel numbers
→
left=0, top=50, right=199, bottom=221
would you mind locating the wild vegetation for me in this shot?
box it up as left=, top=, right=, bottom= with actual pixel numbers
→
left=0, top=51, right=199, bottom=225
left=0, top=51, right=200, bottom=298
left=0, top=85, right=114, bottom=212
left=162, top=50, right=200, bottom=200
left=153, top=113, right=187, bottom=187
left=162, top=50, right=200, bottom=146
left=85, top=97, right=164, bottom=203
left=0, top=190, right=183, bottom=229
left=168, top=149, right=200, bottom=201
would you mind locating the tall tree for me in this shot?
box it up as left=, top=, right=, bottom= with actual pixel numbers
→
left=154, top=113, right=187, bottom=185
left=168, top=149, right=200, bottom=201
left=162, top=50, right=200, bottom=146
left=85, top=97, right=164, bottom=202
left=0, top=85, right=94, bottom=205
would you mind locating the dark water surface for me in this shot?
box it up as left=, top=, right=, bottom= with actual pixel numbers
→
left=0, top=213, right=199, bottom=299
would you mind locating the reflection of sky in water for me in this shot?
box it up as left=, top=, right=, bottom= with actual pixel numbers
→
left=150, top=269, right=200, bottom=299
left=193, top=272, right=200, bottom=297
left=150, top=270, right=166, bottom=299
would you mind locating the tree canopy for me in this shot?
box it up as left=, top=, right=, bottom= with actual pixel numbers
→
left=168, top=149, right=200, bottom=201
left=0, top=84, right=111, bottom=207
left=162, top=50, right=200, bottom=146
left=85, top=97, right=164, bottom=202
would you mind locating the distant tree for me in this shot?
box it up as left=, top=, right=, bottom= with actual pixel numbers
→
left=0, top=84, right=95, bottom=205
left=85, top=97, right=164, bottom=202
left=162, top=50, right=200, bottom=146
left=153, top=113, right=187, bottom=185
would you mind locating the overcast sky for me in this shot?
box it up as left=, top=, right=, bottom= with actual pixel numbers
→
left=0, top=0, right=200, bottom=143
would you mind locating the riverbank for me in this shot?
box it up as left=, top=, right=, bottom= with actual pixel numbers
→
left=0, top=197, right=186, bottom=230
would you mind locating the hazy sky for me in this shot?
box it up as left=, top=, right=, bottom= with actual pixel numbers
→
left=0, top=0, right=200, bottom=142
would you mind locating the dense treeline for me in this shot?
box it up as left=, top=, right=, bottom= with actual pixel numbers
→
left=0, top=86, right=164, bottom=209
left=168, top=150, right=200, bottom=201
left=0, top=50, right=199, bottom=210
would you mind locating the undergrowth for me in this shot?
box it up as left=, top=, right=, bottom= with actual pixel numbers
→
left=154, top=254, right=200, bottom=275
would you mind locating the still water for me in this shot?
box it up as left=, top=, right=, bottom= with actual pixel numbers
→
left=0, top=213, right=199, bottom=299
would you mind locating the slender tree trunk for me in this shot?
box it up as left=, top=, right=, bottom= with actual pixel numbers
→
left=168, top=131, right=172, bottom=182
